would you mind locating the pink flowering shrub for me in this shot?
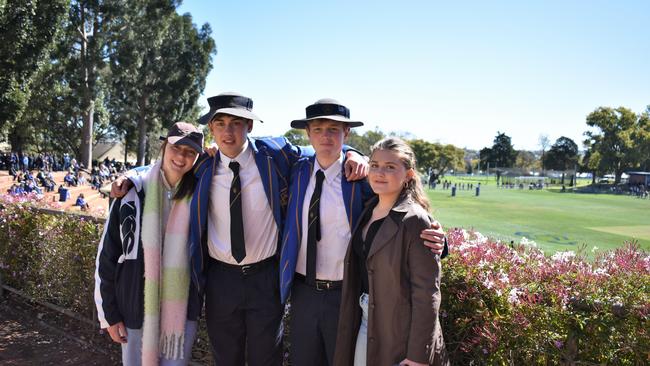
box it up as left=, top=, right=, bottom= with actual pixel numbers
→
left=442, top=228, right=649, bottom=365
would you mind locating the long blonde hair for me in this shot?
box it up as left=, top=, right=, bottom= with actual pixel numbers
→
left=370, top=137, right=430, bottom=212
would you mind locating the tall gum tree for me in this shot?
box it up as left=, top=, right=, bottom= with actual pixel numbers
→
left=109, top=3, right=215, bottom=165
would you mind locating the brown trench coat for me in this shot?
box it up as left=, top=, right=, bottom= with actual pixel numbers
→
left=333, top=196, right=448, bottom=366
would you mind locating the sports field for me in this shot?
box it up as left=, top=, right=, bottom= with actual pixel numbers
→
left=427, top=182, right=650, bottom=254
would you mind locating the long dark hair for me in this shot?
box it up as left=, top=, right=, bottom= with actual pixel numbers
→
left=370, top=137, right=431, bottom=212
left=159, top=141, right=197, bottom=200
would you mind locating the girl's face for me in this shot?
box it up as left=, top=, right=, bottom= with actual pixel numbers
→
left=162, top=142, right=198, bottom=184
left=368, top=149, right=414, bottom=197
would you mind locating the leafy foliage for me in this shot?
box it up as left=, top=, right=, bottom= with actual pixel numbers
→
left=584, top=106, right=650, bottom=183
left=0, top=0, right=68, bottom=138
left=0, top=0, right=215, bottom=167
left=283, top=128, right=309, bottom=147
left=543, top=136, right=579, bottom=185
left=443, top=229, right=649, bottom=365
left=345, top=128, right=386, bottom=156
left=409, top=139, right=465, bottom=180
left=0, top=199, right=103, bottom=316
left=479, top=132, right=518, bottom=170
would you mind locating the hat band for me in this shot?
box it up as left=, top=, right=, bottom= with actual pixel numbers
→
left=210, top=95, right=253, bottom=111
left=305, top=103, right=350, bottom=119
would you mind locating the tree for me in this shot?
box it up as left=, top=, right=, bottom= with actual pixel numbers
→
left=515, top=150, right=539, bottom=172
left=409, top=139, right=464, bottom=182
left=491, top=132, right=517, bottom=167
left=0, top=0, right=68, bottom=143
left=56, top=0, right=132, bottom=168
left=109, top=7, right=215, bottom=165
left=633, top=106, right=650, bottom=171
left=284, top=128, right=309, bottom=146
left=583, top=107, right=640, bottom=184
left=345, top=128, right=385, bottom=156
left=479, top=132, right=517, bottom=182
left=478, top=147, right=491, bottom=170
left=543, top=137, right=578, bottom=185
left=581, top=149, right=601, bottom=184
left=538, top=134, right=550, bottom=174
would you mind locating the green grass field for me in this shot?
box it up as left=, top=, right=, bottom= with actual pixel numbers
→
left=427, top=181, right=650, bottom=254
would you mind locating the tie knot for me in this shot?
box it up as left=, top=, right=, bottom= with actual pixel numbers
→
left=315, top=170, right=325, bottom=185
left=229, top=161, right=240, bottom=174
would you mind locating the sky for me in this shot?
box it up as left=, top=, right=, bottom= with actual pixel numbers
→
left=177, top=0, right=650, bottom=151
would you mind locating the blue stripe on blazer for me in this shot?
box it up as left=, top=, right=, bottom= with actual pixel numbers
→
left=189, top=137, right=311, bottom=295
left=279, top=155, right=374, bottom=304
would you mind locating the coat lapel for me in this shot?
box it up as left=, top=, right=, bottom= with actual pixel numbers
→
left=366, top=196, right=412, bottom=259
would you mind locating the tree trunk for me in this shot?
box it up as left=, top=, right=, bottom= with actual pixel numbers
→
left=80, top=100, right=94, bottom=169
left=136, top=94, right=148, bottom=166
left=123, top=137, right=128, bottom=164
left=615, top=171, right=622, bottom=185
left=8, top=126, right=26, bottom=153
left=591, top=171, right=596, bottom=184
left=78, top=6, right=93, bottom=170
left=561, top=172, right=565, bottom=185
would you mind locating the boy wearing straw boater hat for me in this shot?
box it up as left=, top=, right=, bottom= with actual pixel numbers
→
left=278, top=98, right=373, bottom=365
left=279, top=99, right=450, bottom=366
left=188, top=92, right=371, bottom=366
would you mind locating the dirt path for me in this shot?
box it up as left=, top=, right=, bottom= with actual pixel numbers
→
left=0, top=293, right=120, bottom=365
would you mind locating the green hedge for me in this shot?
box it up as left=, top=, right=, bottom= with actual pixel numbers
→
left=0, top=201, right=102, bottom=318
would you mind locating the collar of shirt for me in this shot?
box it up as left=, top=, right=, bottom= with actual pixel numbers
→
left=219, top=140, right=252, bottom=169
left=159, top=168, right=180, bottom=200
left=312, top=152, right=343, bottom=183
left=159, top=168, right=179, bottom=190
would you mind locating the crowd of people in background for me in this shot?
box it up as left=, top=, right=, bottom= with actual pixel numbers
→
left=630, top=184, right=648, bottom=198
left=425, top=171, right=649, bottom=200
left=428, top=179, right=479, bottom=191
left=497, top=181, right=546, bottom=190
left=2, top=152, right=131, bottom=208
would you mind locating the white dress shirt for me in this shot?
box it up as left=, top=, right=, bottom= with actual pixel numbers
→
left=207, top=141, right=278, bottom=265
left=296, top=154, right=351, bottom=281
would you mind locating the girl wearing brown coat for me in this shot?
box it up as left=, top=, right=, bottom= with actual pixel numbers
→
left=334, top=138, right=448, bottom=366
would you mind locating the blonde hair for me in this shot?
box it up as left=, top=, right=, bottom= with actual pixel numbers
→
left=370, top=137, right=430, bottom=212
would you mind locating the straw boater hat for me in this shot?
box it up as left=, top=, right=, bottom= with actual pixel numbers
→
left=198, top=92, right=262, bottom=125
left=290, top=98, right=364, bottom=129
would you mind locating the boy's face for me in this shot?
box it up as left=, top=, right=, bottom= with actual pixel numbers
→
left=305, top=119, right=350, bottom=161
left=209, top=113, right=253, bottom=158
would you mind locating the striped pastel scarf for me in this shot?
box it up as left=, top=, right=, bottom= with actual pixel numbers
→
left=140, top=160, right=191, bottom=365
